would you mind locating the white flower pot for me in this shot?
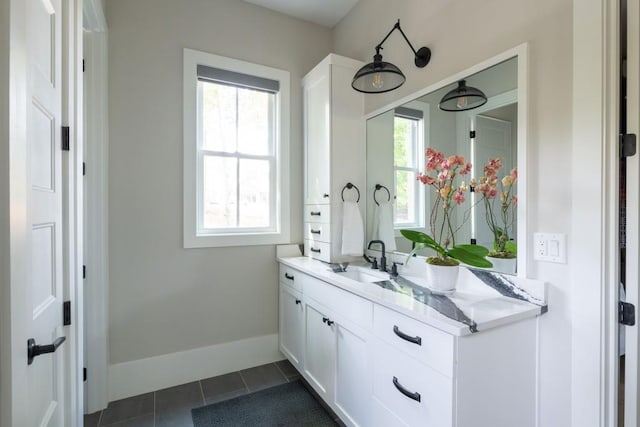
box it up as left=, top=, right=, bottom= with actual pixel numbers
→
left=488, top=256, right=517, bottom=275
left=426, top=263, right=459, bottom=294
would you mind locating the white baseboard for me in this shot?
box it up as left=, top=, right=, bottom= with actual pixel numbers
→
left=108, top=333, right=282, bottom=402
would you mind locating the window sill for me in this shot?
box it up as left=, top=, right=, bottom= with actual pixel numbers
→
left=183, top=230, right=290, bottom=249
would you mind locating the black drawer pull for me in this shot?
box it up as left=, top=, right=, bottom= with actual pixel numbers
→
left=323, top=193, right=330, bottom=198
left=310, top=248, right=321, bottom=253
left=295, top=299, right=301, bottom=305
left=310, top=229, right=321, bottom=235
left=393, top=325, right=422, bottom=346
left=310, top=211, right=322, bottom=216
left=285, top=273, right=294, bottom=281
left=393, top=376, right=421, bottom=402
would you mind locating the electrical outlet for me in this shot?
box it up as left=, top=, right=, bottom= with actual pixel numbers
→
left=533, top=232, right=567, bottom=263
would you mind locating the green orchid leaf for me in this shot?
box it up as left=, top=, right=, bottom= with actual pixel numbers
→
left=400, top=230, right=445, bottom=255
left=454, top=244, right=490, bottom=257
left=447, top=246, right=494, bottom=268
left=505, top=241, right=517, bottom=253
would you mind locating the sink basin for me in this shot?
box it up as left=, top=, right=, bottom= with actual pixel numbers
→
left=334, top=267, right=388, bottom=283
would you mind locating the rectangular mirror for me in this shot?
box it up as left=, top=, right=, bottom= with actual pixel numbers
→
left=365, top=46, right=527, bottom=276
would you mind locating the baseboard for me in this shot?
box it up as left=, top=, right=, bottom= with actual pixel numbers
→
left=108, top=333, right=282, bottom=402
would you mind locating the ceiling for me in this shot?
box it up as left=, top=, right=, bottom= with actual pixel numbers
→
left=242, top=0, right=360, bottom=27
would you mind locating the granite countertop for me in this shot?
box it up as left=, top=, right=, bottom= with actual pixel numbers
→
left=277, top=256, right=547, bottom=336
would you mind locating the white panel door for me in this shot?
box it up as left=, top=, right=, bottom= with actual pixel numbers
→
left=472, top=115, right=513, bottom=248
left=26, top=0, right=66, bottom=425
left=304, top=302, right=335, bottom=400
left=626, top=0, right=640, bottom=425
left=279, top=283, right=304, bottom=369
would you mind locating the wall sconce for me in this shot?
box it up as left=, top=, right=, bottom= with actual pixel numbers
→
left=351, top=20, right=431, bottom=94
left=438, top=80, right=488, bottom=112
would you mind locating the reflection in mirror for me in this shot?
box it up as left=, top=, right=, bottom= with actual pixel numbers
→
left=366, top=56, right=519, bottom=274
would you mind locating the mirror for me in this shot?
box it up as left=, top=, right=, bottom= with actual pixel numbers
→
left=365, top=50, right=525, bottom=275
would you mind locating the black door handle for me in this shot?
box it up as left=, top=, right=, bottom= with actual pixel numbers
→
left=28, top=336, right=66, bottom=365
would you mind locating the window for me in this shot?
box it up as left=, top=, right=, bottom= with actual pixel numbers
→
left=393, top=107, right=424, bottom=229
left=183, top=49, right=290, bottom=248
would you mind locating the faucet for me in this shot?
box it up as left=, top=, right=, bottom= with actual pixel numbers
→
left=367, top=240, right=386, bottom=272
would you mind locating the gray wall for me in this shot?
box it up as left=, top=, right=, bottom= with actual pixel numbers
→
left=106, top=0, right=331, bottom=364
left=333, top=1, right=573, bottom=426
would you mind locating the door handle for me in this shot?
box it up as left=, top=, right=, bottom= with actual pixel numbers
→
left=27, top=337, right=66, bottom=365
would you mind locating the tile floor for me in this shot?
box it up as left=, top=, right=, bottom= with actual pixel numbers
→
left=83, top=360, right=330, bottom=427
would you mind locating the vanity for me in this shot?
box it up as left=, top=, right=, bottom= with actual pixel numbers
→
left=278, top=255, right=546, bottom=427
left=282, top=45, right=543, bottom=426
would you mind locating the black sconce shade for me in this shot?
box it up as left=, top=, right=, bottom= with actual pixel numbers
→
left=352, top=20, right=430, bottom=94
left=439, top=80, right=488, bottom=112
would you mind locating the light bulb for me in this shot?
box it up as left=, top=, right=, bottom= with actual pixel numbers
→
left=456, top=96, right=468, bottom=109
left=372, top=73, right=384, bottom=89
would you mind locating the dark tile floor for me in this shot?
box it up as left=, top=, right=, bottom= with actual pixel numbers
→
left=83, top=360, right=337, bottom=427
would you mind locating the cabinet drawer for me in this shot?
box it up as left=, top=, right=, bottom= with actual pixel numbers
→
left=304, top=239, right=331, bottom=263
left=305, top=222, right=331, bottom=243
left=279, top=264, right=302, bottom=292
left=304, top=204, right=330, bottom=223
left=304, top=274, right=372, bottom=329
left=373, top=305, right=454, bottom=377
left=372, top=339, right=453, bottom=427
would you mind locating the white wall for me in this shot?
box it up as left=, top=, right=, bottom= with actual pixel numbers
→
left=333, top=1, right=573, bottom=426
left=106, top=0, right=331, bottom=366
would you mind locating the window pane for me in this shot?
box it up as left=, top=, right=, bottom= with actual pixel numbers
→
left=239, top=159, right=271, bottom=227
left=203, top=156, right=237, bottom=228
left=394, top=117, right=417, bottom=167
left=238, top=88, right=271, bottom=155
left=202, top=81, right=237, bottom=152
left=395, top=170, right=416, bottom=225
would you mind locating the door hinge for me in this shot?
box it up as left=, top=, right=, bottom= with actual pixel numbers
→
left=619, top=301, right=636, bottom=326
left=83, top=265, right=86, bottom=279
left=61, top=126, right=70, bottom=151
left=83, top=367, right=87, bottom=382
left=620, top=133, right=637, bottom=158
left=63, top=301, right=71, bottom=326
left=469, top=130, right=476, bottom=139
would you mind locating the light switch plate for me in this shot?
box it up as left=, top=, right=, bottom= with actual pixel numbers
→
left=533, top=232, right=567, bottom=263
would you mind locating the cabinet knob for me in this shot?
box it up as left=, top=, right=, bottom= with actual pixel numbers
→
left=322, top=317, right=334, bottom=326
left=295, top=299, right=301, bottom=305
left=323, top=193, right=330, bottom=198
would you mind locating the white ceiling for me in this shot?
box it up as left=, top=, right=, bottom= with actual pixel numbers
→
left=242, top=0, right=360, bottom=27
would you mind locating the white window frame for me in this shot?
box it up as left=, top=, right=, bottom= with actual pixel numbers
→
left=393, top=110, right=425, bottom=230
left=183, top=48, right=290, bottom=248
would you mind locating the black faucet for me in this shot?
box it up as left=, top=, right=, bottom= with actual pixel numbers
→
left=367, top=240, right=386, bottom=272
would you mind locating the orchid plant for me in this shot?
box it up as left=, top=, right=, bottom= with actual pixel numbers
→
left=401, top=148, right=492, bottom=268
left=472, top=158, right=518, bottom=258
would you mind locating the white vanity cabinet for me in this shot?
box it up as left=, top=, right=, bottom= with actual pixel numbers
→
left=277, top=259, right=541, bottom=427
left=278, top=265, right=304, bottom=371
left=302, top=54, right=365, bottom=263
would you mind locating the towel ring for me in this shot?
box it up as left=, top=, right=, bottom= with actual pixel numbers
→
left=374, top=184, right=391, bottom=206
left=341, top=182, right=360, bottom=203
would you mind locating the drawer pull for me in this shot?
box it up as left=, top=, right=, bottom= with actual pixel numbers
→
left=393, top=376, right=421, bottom=402
left=393, top=325, right=422, bottom=346
left=285, top=273, right=294, bottom=281
left=310, top=211, right=322, bottom=216
left=310, top=248, right=321, bottom=253
left=323, top=193, right=330, bottom=198
left=310, top=229, right=321, bottom=235
left=295, top=299, right=301, bottom=305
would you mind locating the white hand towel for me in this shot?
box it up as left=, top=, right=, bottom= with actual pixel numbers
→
left=376, top=201, right=397, bottom=252
left=341, top=201, right=364, bottom=256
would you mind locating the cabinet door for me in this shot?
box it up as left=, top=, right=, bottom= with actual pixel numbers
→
left=334, top=320, right=371, bottom=427
left=304, top=302, right=335, bottom=400
left=279, top=284, right=304, bottom=370
left=303, top=66, right=331, bottom=205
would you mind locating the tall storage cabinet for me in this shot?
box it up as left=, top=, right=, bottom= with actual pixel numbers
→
left=303, top=54, right=365, bottom=263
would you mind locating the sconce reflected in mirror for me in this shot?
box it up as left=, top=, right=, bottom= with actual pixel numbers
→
left=438, top=80, right=488, bottom=112
left=352, top=20, right=431, bottom=94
